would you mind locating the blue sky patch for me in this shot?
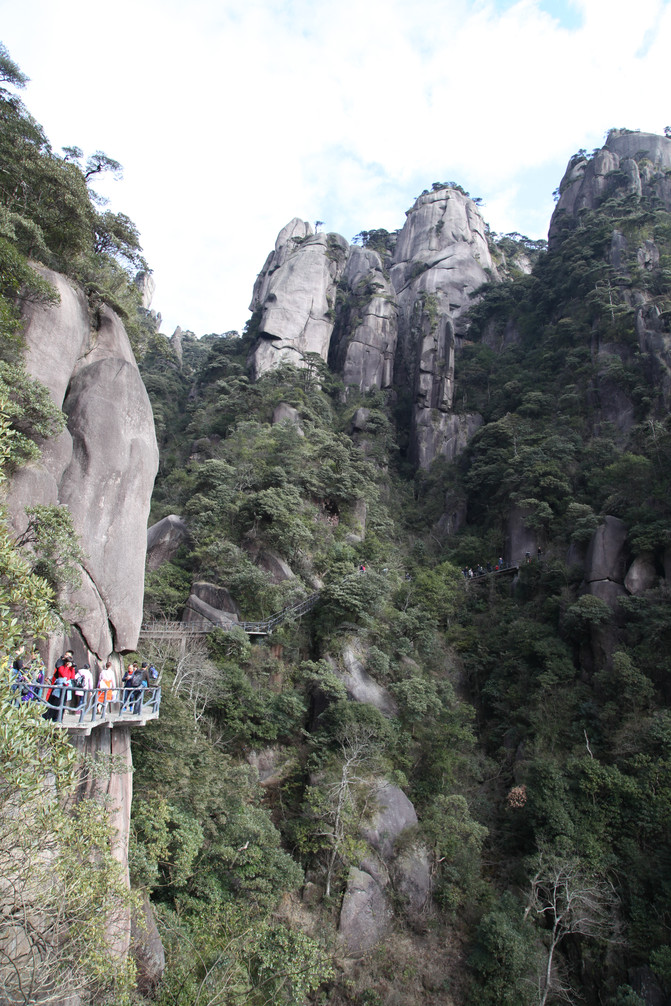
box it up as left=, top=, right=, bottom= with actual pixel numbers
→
left=493, top=0, right=584, bottom=31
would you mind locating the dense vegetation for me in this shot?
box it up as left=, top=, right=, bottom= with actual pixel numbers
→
left=133, top=143, right=671, bottom=1006
left=5, top=38, right=671, bottom=1005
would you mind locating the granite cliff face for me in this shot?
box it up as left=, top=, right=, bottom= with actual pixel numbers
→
left=551, top=131, right=671, bottom=240
left=250, top=188, right=495, bottom=467
left=550, top=130, right=671, bottom=430
left=248, top=220, right=349, bottom=379
left=7, top=266, right=159, bottom=664
left=329, top=246, right=398, bottom=393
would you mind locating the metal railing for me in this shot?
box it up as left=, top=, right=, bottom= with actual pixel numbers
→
left=140, top=560, right=527, bottom=642
left=11, top=683, right=161, bottom=729
left=140, top=589, right=322, bottom=639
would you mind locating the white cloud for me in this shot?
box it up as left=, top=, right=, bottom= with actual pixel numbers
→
left=2, top=0, right=670, bottom=336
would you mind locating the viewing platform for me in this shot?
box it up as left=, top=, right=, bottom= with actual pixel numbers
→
left=12, top=684, right=161, bottom=736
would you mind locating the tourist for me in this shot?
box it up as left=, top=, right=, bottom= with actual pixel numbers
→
left=74, top=663, right=93, bottom=711
left=97, top=662, right=115, bottom=717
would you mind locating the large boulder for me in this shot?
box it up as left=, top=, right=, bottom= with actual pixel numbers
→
left=584, top=516, right=628, bottom=584
left=6, top=267, right=158, bottom=659
left=183, top=594, right=239, bottom=628
left=191, top=581, right=241, bottom=615
left=337, top=867, right=393, bottom=954
left=392, top=843, right=432, bottom=922
left=624, top=555, right=657, bottom=595
left=271, top=402, right=304, bottom=434
left=326, top=644, right=397, bottom=718
left=255, top=549, right=295, bottom=583
left=146, top=515, right=189, bottom=570
left=360, top=781, right=418, bottom=859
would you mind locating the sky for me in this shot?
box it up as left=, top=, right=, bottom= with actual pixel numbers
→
left=2, top=0, right=671, bottom=337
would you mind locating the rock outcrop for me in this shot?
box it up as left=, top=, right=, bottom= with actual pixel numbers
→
left=326, top=642, right=397, bottom=718
left=390, top=188, right=495, bottom=467
left=338, top=866, right=393, bottom=954
left=551, top=131, right=671, bottom=242
left=183, top=593, right=239, bottom=628
left=583, top=516, right=628, bottom=611
left=250, top=191, right=497, bottom=468
left=330, top=246, right=398, bottom=393
left=7, top=267, right=159, bottom=661
left=550, top=132, right=671, bottom=422
left=70, top=726, right=134, bottom=956
left=248, top=220, right=348, bottom=378
left=360, top=781, right=418, bottom=858
left=146, top=514, right=189, bottom=570
left=624, top=555, right=657, bottom=595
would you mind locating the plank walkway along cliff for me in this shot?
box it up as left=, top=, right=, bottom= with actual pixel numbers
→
left=15, top=564, right=522, bottom=735
left=139, top=563, right=522, bottom=642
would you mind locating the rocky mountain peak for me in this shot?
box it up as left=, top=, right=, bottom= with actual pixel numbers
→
left=249, top=187, right=497, bottom=467
left=248, top=220, right=348, bottom=380
left=550, top=130, right=671, bottom=245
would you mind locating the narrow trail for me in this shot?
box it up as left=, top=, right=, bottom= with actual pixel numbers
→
left=140, top=562, right=524, bottom=641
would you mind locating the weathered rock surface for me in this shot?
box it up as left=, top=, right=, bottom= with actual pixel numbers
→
left=338, top=866, right=393, bottom=954
left=504, top=506, right=538, bottom=566
left=361, top=781, right=418, bottom=859
left=552, top=132, right=671, bottom=241
left=134, top=270, right=156, bottom=310
left=70, top=726, right=134, bottom=957
left=392, top=843, right=432, bottom=920
left=249, top=220, right=348, bottom=378
left=131, top=893, right=166, bottom=997
left=550, top=132, right=671, bottom=421
left=327, top=644, right=397, bottom=717
left=586, top=578, right=627, bottom=609
left=433, top=494, right=467, bottom=539
left=146, top=514, right=189, bottom=570
left=254, top=548, right=295, bottom=583
left=246, top=746, right=296, bottom=787
left=413, top=409, right=483, bottom=470
left=330, top=246, right=398, bottom=392
left=191, top=581, right=241, bottom=615
left=391, top=188, right=495, bottom=333
left=7, top=267, right=158, bottom=659
left=624, top=555, right=657, bottom=595
left=250, top=195, right=494, bottom=468
left=345, top=497, right=367, bottom=544
left=390, top=189, right=494, bottom=468
left=183, top=593, right=239, bottom=627
left=584, top=516, right=628, bottom=584
left=272, top=402, right=304, bottom=433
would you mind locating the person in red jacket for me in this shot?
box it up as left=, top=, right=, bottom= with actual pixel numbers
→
left=44, top=659, right=75, bottom=720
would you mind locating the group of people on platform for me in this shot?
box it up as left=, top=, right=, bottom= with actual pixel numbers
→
left=462, top=557, right=508, bottom=579
left=10, top=646, right=157, bottom=722
left=461, top=548, right=543, bottom=580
